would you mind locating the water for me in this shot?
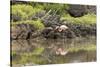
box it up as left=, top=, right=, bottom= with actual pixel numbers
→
left=11, top=36, right=96, bottom=66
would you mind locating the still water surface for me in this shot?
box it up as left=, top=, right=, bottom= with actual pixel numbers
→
left=11, top=36, right=96, bottom=66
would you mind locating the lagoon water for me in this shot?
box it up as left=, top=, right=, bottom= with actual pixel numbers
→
left=11, top=36, right=96, bottom=66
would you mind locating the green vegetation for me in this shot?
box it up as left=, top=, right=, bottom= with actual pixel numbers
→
left=43, top=3, right=69, bottom=14
left=11, top=2, right=96, bottom=30
left=11, top=20, right=45, bottom=30
left=11, top=4, right=44, bottom=20
left=67, top=44, right=96, bottom=52
left=61, top=13, right=96, bottom=24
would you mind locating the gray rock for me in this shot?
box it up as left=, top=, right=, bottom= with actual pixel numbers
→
left=11, top=23, right=36, bottom=40
left=87, top=6, right=96, bottom=14
left=67, top=5, right=87, bottom=17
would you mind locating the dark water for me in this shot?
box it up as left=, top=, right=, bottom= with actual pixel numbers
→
left=11, top=36, right=96, bottom=66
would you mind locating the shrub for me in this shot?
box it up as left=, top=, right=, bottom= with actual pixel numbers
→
left=43, top=3, right=69, bottom=15
left=31, top=20, right=45, bottom=30
left=11, top=4, right=44, bottom=21
left=60, top=13, right=96, bottom=24
left=11, top=20, right=45, bottom=30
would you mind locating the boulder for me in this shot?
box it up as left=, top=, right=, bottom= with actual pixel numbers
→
left=11, top=23, right=36, bottom=40
left=87, top=6, right=96, bottom=14
left=41, top=25, right=76, bottom=39
left=68, top=5, right=87, bottom=17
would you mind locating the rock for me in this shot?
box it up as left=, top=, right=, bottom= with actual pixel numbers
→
left=87, top=6, right=96, bottom=14
left=11, top=23, right=96, bottom=40
left=65, top=23, right=96, bottom=37
left=68, top=5, right=87, bottom=17
left=41, top=25, right=76, bottom=39
left=67, top=5, right=96, bottom=17
left=11, top=26, right=21, bottom=40
left=11, top=23, right=36, bottom=40
left=42, top=27, right=61, bottom=39
left=41, top=27, right=54, bottom=38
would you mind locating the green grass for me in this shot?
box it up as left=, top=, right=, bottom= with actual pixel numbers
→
left=11, top=20, right=45, bottom=30
left=60, top=13, right=96, bottom=24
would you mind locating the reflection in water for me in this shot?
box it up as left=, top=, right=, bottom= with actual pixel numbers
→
left=11, top=36, right=96, bottom=66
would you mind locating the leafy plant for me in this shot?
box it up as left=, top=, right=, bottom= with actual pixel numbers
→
left=60, top=13, right=96, bottom=24
left=43, top=3, right=69, bottom=15
left=11, top=20, right=45, bottom=30
left=11, top=4, right=44, bottom=21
